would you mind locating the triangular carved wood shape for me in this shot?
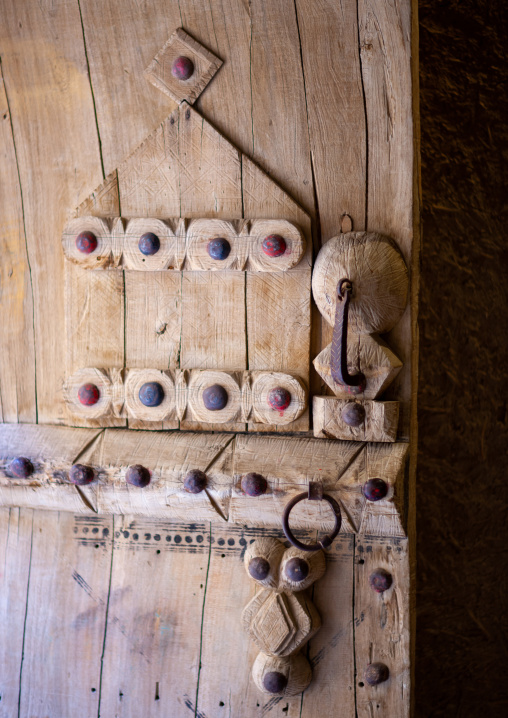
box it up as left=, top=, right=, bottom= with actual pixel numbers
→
left=0, top=3, right=418, bottom=717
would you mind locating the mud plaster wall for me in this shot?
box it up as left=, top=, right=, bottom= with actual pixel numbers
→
left=417, top=1, right=508, bottom=715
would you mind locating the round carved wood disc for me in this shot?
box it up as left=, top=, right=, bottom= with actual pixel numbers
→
left=312, top=232, right=409, bottom=334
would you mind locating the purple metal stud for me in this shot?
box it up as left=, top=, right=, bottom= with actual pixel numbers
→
left=184, top=469, right=207, bottom=494
left=69, top=464, right=95, bottom=485
left=263, top=672, right=288, bottom=694
left=365, top=662, right=390, bottom=686
left=78, top=383, right=100, bottom=406
left=139, top=382, right=165, bottom=407
left=248, top=556, right=270, bottom=581
left=363, top=478, right=389, bottom=502
left=202, top=384, right=228, bottom=411
left=171, top=56, right=195, bottom=81
left=267, top=387, right=291, bottom=411
left=207, top=238, right=231, bottom=261
left=262, top=234, right=286, bottom=257
left=284, top=556, right=309, bottom=583
left=341, top=402, right=366, bottom=427
left=9, top=457, right=34, bottom=479
left=241, top=472, right=267, bottom=497
left=125, top=464, right=151, bottom=488
left=138, top=232, right=160, bottom=256
left=76, top=231, right=98, bottom=254
left=369, top=569, right=393, bottom=593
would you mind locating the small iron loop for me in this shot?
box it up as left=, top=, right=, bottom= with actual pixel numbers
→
left=282, top=484, right=342, bottom=552
left=337, top=277, right=352, bottom=299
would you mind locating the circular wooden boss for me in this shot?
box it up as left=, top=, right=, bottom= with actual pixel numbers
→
left=312, top=232, right=408, bottom=334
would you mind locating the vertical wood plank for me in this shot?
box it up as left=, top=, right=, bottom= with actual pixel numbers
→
left=19, top=511, right=113, bottom=717
left=358, top=0, right=414, bottom=439
left=354, top=537, right=410, bottom=718
left=98, top=518, right=209, bottom=718
left=0, top=70, right=36, bottom=424
left=0, top=508, right=33, bottom=715
left=300, top=535, right=356, bottom=718
left=0, top=0, right=104, bottom=424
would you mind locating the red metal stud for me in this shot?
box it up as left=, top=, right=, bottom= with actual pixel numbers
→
left=362, top=478, right=389, bottom=502
left=69, top=464, right=95, bottom=485
left=75, top=231, right=98, bottom=254
left=125, top=464, right=151, bottom=488
left=241, top=472, right=267, bottom=497
left=365, top=662, right=389, bottom=686
left=9, top=457, right=34, bottom=479
left=78, top=383, right=100, bottom=406
left=171, top=56, right=194, bottom=81
left=369, top=569, right=393, bottom=593
left=267, top=387, right=291, bottom=411
left=262, top=234, right=286, bottom=257
left=184, top=469, right=207, bottom=494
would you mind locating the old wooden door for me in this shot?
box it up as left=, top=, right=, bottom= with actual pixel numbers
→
left=0, top=1, right=418, bottom=716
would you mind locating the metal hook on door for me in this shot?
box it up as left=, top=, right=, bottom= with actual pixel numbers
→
left=330, top=278, right=366, bottom=394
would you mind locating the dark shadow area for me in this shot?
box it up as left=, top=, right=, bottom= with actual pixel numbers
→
left=417, top=1, right=508, bottom=715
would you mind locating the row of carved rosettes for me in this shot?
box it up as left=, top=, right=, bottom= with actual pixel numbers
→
left=64, top=368, right=307, bottom=425
left=62, top=217, right=306, bottom=272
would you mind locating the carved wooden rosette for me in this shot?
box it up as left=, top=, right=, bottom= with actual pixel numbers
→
left=242, top=538, right=326, bottom=696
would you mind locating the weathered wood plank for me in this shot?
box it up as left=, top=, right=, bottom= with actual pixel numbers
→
left=0, top=71, right=36, bottom=424
left=0, top=0, right=104, bottom=424
left=98, top=517, right=209, bottom=718
left=0, top=508, right=33, bottom=715
left=19, top=511, right=113, bottom=717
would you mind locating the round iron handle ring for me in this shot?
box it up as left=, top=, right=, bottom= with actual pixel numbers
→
left=282, top=491, right=342, bottom=552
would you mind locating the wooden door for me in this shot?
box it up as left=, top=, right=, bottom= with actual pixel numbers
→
left=0, top=1, right=418, bottom=716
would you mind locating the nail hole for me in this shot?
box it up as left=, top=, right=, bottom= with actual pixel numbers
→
left=155, top=682, right=160, bottom=701
left=219, top=702, right=225, bottom=707
left=358, top=559, right=365, bottom=564
left=95, top=544, right=99, bottom=548
left=358, top=682, right=364, bottom=687
left=156, top=549, right=161, bottom=554
left=91, top=688, right=96, bottom=692
left=221, top=553, right=225, bottom=558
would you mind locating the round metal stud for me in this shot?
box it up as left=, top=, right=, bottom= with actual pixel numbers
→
left=284, top=556, right=309, bottom=583
left=125, top=464, right=151, bottom=488
left=267, top=387, right=291, bottom=411
left=78, top=383, right=100, bottom=406
left=248, top=556, right=270, bottom=581
left=202, top=384, right=228, bottom=411
left=75, top=231, right=98, bottom=254
left=363, top=478, right=389, bottom=502
left=263, top=671, right=288, bottom=694
left=365, top=662, right=389, bottom=686
left=138, top=232, right=160, bottom=256
left=139, top=382, right=165, bottom=407
left=69, top=464, right=95, bottom=486
left=241, top=472, right=267, bottom=497
left=171, top=55, right=195, bottom=81
left=369, top=569, right=393, bottom=593
left=184, top=469, right=207, bottom=494
left=207, top=237, right=231, bottom=261
left=262, top=234, right=286, bottom=257
left=9, top=457, right=34, bottom=479
left=341, top=402, right=366, bottom=427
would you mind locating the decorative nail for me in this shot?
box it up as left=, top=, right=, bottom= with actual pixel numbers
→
left=363, top=478, right=388, bottom=502
left=139, top=382, right=165, bottom=407
left=207, top=237, right=231, bottom=260
left=369, top=569, right=393, bottom=593
left=365, top=662, right=389, bottom=686
left=69, top=464, right=95, bottom=485
left=138, top=232, right=160, bottom=256
left=171, top=55, right=195, bottom=81
left=76, top=231, right=97, bottom=254
left=284, top=556, right=309, bottom=583
left=78, top=383, right=100, bottom=406
left=267, top=387, right=291, bottom=411
left=341, top=402, right=365, bottom=427
left=263, top=672, right=288, bottom=694
left=241, top=472, right=267, bottom=497
left=248, top=556, right=270, bottom=581
left=183, top=469, right=207, bottom=494
left=202, top=384, right=228, bottom=411
left=262, top=234, right=286, bottom=257
left=125, top=464, right=151, bottom=488
left=9, top=457, right=34, bottom=479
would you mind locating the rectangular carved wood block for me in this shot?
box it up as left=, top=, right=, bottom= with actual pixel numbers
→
left=313, top=396, right=399, bottom=442
left=0, top=424, right=407, bottom=536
